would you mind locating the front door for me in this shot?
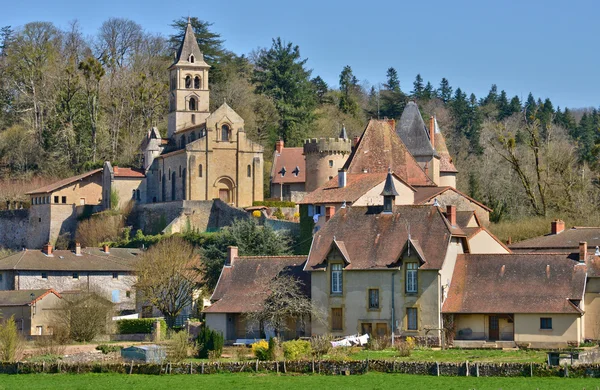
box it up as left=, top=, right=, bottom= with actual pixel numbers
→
left=219, top=189, right=230, bottom=203
left=489, top=316, right=499, bottom=341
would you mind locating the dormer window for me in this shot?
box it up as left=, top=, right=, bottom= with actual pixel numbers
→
left=293, top=166, right=300, bottom=177
left=279, top=167, right=286, bottom=177
left=189, top=54, right=195, bottom=63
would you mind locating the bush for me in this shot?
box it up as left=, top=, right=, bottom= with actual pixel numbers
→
left=282, top=339, right=312, bottom=360
left=95, top=344, right=122, bottom=354
left=366, top=336, right=390, bottom=351
left=166, top=331, right=193, bottom=363
left=310, top=334, right=333, bottom=358
left=116, top=318, right=167, bottom=335
left=252, top=210, right=262, bottom=218
left=396, top=337, right=415, bottom=357
left=234, top=346, right=249, bottom=361
left=251, top=340, right=270, bottom=361
left=0, top=316, right=23, bottom=362
left=253, top=200, right=296, bottom=208
left=197, top=327, right=224, bottom=359
left=273, top=207, right=285, bottom=220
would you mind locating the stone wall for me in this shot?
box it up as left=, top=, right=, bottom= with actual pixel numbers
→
left=0, top=209, right=29, bottom=249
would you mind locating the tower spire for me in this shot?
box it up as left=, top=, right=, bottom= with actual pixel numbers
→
left=174, top=17, right=205, bottom=65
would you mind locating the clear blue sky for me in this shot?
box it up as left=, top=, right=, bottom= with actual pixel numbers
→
left=4, top=0, right=599, bottom=108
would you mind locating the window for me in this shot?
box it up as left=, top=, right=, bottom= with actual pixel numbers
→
left=41, top=272, right=47, bottom=279
left=136, top=189, right=140, bottom=200
left=185, top=75, right=192, bottom=88
left=0, top=273, right=3, bottom=282
left=198, top=164, right=203, bottom=177
left=406, top=263, right=418, bottom=293
left=221, top=124, right=230, bottom=141
left=540, top=317, right=553, bottom=330
left=168, top=168, right=171, bottom=179
left=368, top=289, right=379, bottom=309
left=179, top=166, right=182, bottom=178
left=72, top=272, right=79, bottom=279
left=191, top=131, right=196, bottom=141
left=332, top=308, right=343, bottom=331
left=61, top=196, right=67, bottom=204
left=194, top=76, right=200, bottom=89
left=247, top=165, right=252, bottom=177
left=112, top=272, right=118, bottom=279
left=126, top=291, right=131, bottom=298
left=189, top=97, right=196, bottom=111
left=132, top=189, right=136, bottom=199
left=376, top=323, right=388, bottom=337
left=361, top=323, right=373, bottom=335
left=111, top=290, right=120, bottom=303
left=307, top=205, right=314, bottom=217
left=36, top=326, right=43, bottom=336
left=407, top=308, right=418, bottom=330
left=159, top=170, right=162, bottom=182
left=180, top=137, right=186, bottom=148
left=189, top=55, right=194, bottom=63
left=191, top=114, right=196, bottom=124
left=331, top=263, right=343, bottom=294
left=329, top=160, right=333, bottom=167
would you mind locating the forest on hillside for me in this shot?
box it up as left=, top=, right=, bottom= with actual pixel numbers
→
left=1, top=17, right=600, bottom=230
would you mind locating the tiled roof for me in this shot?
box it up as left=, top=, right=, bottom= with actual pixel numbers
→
left=342, top=120, right=434, bottom=186
left=433, top=119, right=458, bottom=173
left=397, top=102, right=437, bottom=158
left=0, top=248, right=141, bottom=272
left=442, top=253, right=586, bottom=314
left=26, top=169, right=103, bottom=195
left=305, top=205, right=456, bottom=271
left=114, top=167, right=145, bottom=178
left=413, top=186, right=492, bottom=212
left=0, top=289, right=61, bottom=306
left=204, top=256, right=309, bottom=314
left=299, top=172, right=413, bottom=205
left=510, top=227, right=600, bottom=252
left=271, top=147, right=305, bottom=184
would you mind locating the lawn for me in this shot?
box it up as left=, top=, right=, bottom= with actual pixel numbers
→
left=348, top=347, right=548, bottom=363
left=0, top=372, right=596, bottom=390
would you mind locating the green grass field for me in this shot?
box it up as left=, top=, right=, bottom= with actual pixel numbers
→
left=347, top=348, right=548, bottom=363
left=0, top=373, right=597, bottom=390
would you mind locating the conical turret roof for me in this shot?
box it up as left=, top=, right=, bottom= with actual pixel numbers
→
left=433, top=118, right=458, bottom=173
left=397, top=101, right=437, bottom=158
left=174, top=19, right=209, bottom=67
left=381, top=169, right=399, bottom=196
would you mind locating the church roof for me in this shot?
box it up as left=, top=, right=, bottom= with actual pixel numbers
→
left=397, top=102, right=437, bottom=158
left=173, top=19, right=209, bottom=67
left=433, top=118, right=458, bottom=173
left=342, top=119, right=434, bottom=186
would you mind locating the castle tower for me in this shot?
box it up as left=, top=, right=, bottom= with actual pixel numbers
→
left=303, top=127, right=352, bottom=192
left=167, top=18, right=211, bottom=138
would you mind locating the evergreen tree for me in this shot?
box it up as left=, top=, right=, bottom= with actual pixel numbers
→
left=366, top=86, right=380, bottom=119
left=524, top=92, right=537, bottom=121
left=311, top=76, right=329, bottom=105
left=338, top=65, right=360, bottom=117
left=509, top=95, right=522, bottom=116
left=380, top=67, right=406, bottom=118
left=252, top=38, right=316, bottom=146
left=497, top=90, right=510, bottom=120
left=423, top=81, right=434, bottom=101
left=437, top=78, right=452, bottom=103
left=481, top=84, right=498, bottom=106
left=412, top=74, right=424, bottom=99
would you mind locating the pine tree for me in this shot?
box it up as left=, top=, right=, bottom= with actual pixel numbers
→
left=412, top=74, right=424, bottom=99
left=524, top=93, right=537, bottom=121
left=366, top=86, right=380, bottom=119
left=481, top=84, right=498, bottom=106
left=338, top=65, right=360, bottom=117
left=497, top=90, right=510, bottom=120
left=311, top=76, right=329, bottom=105
left=423, top=81, right=434, bottom=101
left=509, top=96, right=522, bottom=116
left=380, top=67, right=406, bottom=119
left=437, top=78, right=452, bottom=103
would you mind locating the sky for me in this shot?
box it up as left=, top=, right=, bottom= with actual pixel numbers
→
left=3, top=0, right=600, bottom=109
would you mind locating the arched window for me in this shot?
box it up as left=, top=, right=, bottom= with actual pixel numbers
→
left=191, top=114, right=196, bottom=124
left=180, top=137, right=186, bottom=149
left=221, top=124, right=230, bottom=142
left=198, top=164, right=203, bottom=177
left=168, top=168, right=171, bottom=179
left=189, top=54, right=195, bottom=63
left=179, top=166, right=182, bottom=178
left=194, top=76, right=200, bottom=89
left=185, top=75, right=192, bottom=89
left=247, top=165, right=252, bottom=177
left=189, top=97, right=196, bottom=111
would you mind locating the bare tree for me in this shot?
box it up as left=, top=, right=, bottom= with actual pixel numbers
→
left=135, top=237, right=201, bottom=328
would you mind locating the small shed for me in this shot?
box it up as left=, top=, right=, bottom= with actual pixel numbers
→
left=121, top=345, right=166, bottom=363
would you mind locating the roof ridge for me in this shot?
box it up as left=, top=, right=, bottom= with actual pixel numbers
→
left=12, top=250, right=26, bottom=270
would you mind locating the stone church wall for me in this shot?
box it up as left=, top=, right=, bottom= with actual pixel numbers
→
left=0, top=209, right=29, bottom=249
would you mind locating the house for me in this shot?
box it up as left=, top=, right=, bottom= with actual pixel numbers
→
left=414, top=186, right=492, bottom=226
left=102, top=162, right=146, bottom=210
left=0, top=289, right=62, bottom=336
left=204, top=246, right=309, bottom=342
left=270, top=140, right=306, bottom=202
left=443, top=252, right=586, bottom=348
left=0, top=243, right=139, bottom=314
left=510, top=219, right=600, bottom=253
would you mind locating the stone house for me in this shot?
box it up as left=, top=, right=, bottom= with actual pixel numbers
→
left=102, top=162, right=146, bottom=210
left=0, top=289, right=62, bottom=336
left=270, top=140, right=306, bottom=202
left=0, top=244, right=139, bottom=314
left=204, top=246, right=309, bottom=342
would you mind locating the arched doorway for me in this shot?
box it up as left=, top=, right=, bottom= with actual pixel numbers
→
left=215, top=177, right=234, bottom=204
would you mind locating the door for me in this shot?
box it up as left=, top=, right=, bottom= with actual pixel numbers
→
left=489, top=316, right=499, bottom=341
left=219, top=189, right=229, bottom=203
left=376, top=323, right=388, bottom=337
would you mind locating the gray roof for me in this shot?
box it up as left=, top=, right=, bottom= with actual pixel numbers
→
left=0, top=248, right=141, bottom=272
left=381, top=170, right=399, bottom=196
left=0, top=289, right=60, bottom=306
left=339, top=125, right=348, bottom=140
left=174, top=20, right=207, bottom=66
left=396, top=102, right=437, bottom=158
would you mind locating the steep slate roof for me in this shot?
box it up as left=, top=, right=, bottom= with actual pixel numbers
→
left=342, top=119, right=434, bottom=186
left=433, top=118, right=458, bottom=173
left=305, top=205, right=457, bottom=271
left=443, top=254, right=586, bottom=314
left=299, top=172, right=413, bottom=205
left=510, top=227, right=600, bottom=252
left=26, top=169, right=103, bottom=195
left=396, top=102, right=437, bottom=158
left=0, top=289, right=61, bottom=306
left=413, top=186, right=492, bottom=212
left=0, top=248, right=141, bottom=272
left=173, top=19, right=208, bottom=67
left=204, top=256, right=309, bottom=314
left=271, top=147, right=305, bottom=184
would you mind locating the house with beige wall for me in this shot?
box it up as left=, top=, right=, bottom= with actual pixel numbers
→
left=102, top=162, right=146, bottom=210
left=0, top=289, right=62, bottom=336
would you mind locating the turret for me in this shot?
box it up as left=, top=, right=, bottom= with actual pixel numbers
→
left=303, top=137, right=352, bottom=192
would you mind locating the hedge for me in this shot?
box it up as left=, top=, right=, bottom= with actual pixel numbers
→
left=252, top=200, right=296, bottom=208
left=116, top=318, right=167, bottom=334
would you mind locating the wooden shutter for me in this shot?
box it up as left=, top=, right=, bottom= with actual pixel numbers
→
left=332, top=308, right=343, bottom=331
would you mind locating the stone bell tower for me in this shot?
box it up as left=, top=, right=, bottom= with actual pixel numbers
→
left=167, top=18, right=211, bottom=138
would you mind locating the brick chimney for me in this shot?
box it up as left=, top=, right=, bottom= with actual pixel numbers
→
left=429, top=116, right=435, bottom=146
left=75, top=242, right=81, bottom=256
left=579, top=241, right=587, bottom=263
left=275, top=140, right=284, bottom=154
left=325, top=206, right=336, bottom=222
left=446, top=205, right=456, bottom=226
left=42, top=243, right=53, bottom=256
left=102, top=244, right=110, bottom=254
left=551, top=219, right=565, bottom=235
left=338, top=169, right=347, bottom=188
left=226, top=246, right=238, bottom=266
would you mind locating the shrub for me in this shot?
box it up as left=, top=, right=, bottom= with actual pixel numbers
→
left=273, top=207, right=285, bottom=220
left=366, top=336, right=390, bottom=351
left=197, top=327, right=224, bottom=359
left=116, top=318, right=167, bottom=335
left=282, top=340, right=312, bottom=360
left=166, top=331, right=193, bottom=363
left=396, top=337, right=415, bottom=357
left=234, top=346, right=249, bottom=361
left=327, top=346, right=353, bottom=361
left=310, top=334, right=333, bottom=358
left=75, top=213, right=124, bottom=247
left=252, top=210, right=262, bottom=218
left=95, top=344, right=122, bottom=354
left=253, top=200, right=296, bottom=208
left=252, top=340, right=270, bottom=361
left=0, top=316, right=23, bottom=362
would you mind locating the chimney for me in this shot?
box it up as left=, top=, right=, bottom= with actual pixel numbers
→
left=446, top=205, right=456, bottom=226
left=42, top=243, right=53, bottom=256
left=429, top=116, right=435, bottom=146
left=579, top=241, right=587, bottom=263
left=275, top=140, right=284, bottom=154
left=551, top=219, right=565, bottom=235
left=338, top=169, right=347, bottom=188
left=226, top=246, right=238, bottom=266
left=102, top=244, right=110, bottom=254
left=325, top=206, right=336, bottom=222
left=352, top=136, right=360, bottom=148
left=75, top=242, right=81, bottom=256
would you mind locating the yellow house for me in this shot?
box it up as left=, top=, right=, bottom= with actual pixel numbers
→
left=0, top=289, right=62, bottom=336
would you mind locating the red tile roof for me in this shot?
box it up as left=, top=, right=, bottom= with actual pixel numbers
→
left=442, top=253, right=586, bottom=314
left=342, top=120, right=434, bottom=186
left=305, top=205, right=457, bottom=271
left=299, top=172, right=413, bottom=205
left=114, top=167, right=145, bottom=178
left=204, top=255, right=309, bottom=314
left=271, top=147, right=305, bottom=184
left=413, top=186, right=492, bottom=212
left=510, top=227, right=600, bottom=252
left=26, top=169, right=103, bottom=195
